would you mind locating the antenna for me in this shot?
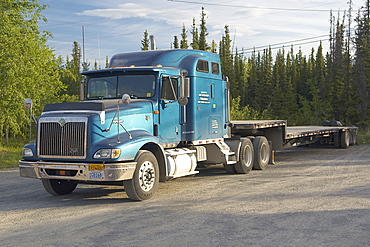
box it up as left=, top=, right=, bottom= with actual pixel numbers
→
left=97, top=33, right=101, bottom=69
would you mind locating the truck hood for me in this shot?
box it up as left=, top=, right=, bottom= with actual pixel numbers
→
left=42, top=99, right=154, bottom=124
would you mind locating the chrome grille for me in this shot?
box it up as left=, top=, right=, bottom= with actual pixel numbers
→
left=38, top=117, right=87, bottom=159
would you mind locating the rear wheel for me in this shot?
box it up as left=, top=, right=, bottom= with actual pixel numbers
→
left=340, top=130, right=350, bottom=148
left=42, top=179, right=77, bottom=195
left=235, top=138, right=254, bottom=174
left=123, top=151, right=159, bottom=201
left=253, top=136, right=270, bottom=170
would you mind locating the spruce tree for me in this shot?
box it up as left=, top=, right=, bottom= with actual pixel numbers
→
left=141, top=30, right=149, bottom=51
left=173, top=36, right=179, bottom=49
left=199, top=7, right=209, bottom=51
left=180, top=24, right=189, bottom=49
left=353, top=1, right=370, bottom=126
left=190, top=18, right=199, bottom=50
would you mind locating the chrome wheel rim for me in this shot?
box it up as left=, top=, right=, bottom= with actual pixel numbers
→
left=138, top=161, right=155, bottom=192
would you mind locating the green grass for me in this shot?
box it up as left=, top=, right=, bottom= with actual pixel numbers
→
left=357, top=129, right=370, bottom=145
left=0, top=137, right=28, bottom=170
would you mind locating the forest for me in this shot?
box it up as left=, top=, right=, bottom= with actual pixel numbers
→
left=1, top=0, right=370, bottom=145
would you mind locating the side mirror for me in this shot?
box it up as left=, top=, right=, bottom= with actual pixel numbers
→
left=179, top=70, right=190, bottom=106
left=80, top=78, right=85, bottom=101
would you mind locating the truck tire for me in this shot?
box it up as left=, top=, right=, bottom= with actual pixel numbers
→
left=340, top=130, right=350, bottom=148
left=123, top=150, right=159, bottom=201
left=253, top=136, right=270, bottom=170
left=234, top=138, right=254, bottom=174
left=42, top=179, right=77, bottom=195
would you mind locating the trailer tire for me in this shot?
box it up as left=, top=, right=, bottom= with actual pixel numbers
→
left=42, top=179, right=77, bottom=195
left=340, top=130, right=350, bottom=148
left=253, top=136, right=270, bottom=170
left=350, top=130, right=357, bottom=145
left=123, top=150, right=159, bottom=201
left=234, top=138, right=254, bottom=174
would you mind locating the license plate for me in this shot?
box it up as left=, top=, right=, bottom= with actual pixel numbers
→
left=88, top=164, right=104, bottom=179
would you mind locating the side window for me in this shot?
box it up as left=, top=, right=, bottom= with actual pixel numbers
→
left=212, top=62, right=220, bottom=74
left=196, top=60, right=209, bottom=73
left=161, top=77, right=178, bottom=100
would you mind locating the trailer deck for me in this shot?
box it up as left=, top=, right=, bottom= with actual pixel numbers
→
left=230, top=120, right=357, bottom=149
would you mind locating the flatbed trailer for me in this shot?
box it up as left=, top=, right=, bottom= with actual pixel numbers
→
left=230, top=120, right=357, bottom=150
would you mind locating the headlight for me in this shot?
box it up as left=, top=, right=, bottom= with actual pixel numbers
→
left=22, top=148, right=34, bottom=157
left=93, top=149, right=121, bottom=159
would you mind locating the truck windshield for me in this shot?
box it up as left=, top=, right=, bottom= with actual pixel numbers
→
left=86, top=74, right=156, bottom=100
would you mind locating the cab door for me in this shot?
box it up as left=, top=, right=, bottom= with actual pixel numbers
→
left=157, top=76, right=181, bottom=144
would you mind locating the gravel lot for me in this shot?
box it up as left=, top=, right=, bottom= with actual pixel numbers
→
left=1, top=145, right=370, bottom=247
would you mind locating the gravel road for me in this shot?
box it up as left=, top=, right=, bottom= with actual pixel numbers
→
left=1, top=145, right=370, bottom=247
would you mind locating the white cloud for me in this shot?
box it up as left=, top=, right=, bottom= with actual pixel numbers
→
left=40, top=0, right=364, bottom=61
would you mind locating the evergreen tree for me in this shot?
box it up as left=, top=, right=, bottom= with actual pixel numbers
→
left=173, top=36, right=179, bottom=49
left=59, top=42, right=83, bottom=97
left=233, top=48, right=248, bottom=106
left=141, top=30, right=149, bottom=51
left=246, top=50, right=259, bottom=110
left=219, top=25, right=233, bottom=92
left=210, top=40, right=217, bottom=53
left=354, top=1, right=370, bottom=126
left=105, top=56, right=109, bottom=68
left=180, top=24, right=189, bottom=49
left=199, top=7, right=209, bottom=51
left=259, top=47, right=273, bottom=111
left=190, top=18, right=199, bottom=50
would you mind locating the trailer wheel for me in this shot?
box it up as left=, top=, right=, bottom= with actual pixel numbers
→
left=349, top=130, right=357, bottom=145
left=234, top=138, right=254, bottom=174
left=42, top=179, right=77, bottom=195
left=253, top=136, right=270, bottom=170
left=340, top=130, right=350, bottom=148
left=123, top=150, right=159, bottom=201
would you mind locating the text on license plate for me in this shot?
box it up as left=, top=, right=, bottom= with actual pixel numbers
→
left=88, top=164, right=104, bottom=179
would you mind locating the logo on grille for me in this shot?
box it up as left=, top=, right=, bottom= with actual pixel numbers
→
left=69, top=147, right=79, bottom=155
left=58, top=118, right=66, bottom=127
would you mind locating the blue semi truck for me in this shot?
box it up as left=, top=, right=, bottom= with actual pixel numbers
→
left=19, top=49, right=357, bottom=200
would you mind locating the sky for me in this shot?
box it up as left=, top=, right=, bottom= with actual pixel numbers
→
left=38, top=0, right=364, bottom=67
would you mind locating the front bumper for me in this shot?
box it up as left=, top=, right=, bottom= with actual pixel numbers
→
left=19, top=160, right=137, bottom=182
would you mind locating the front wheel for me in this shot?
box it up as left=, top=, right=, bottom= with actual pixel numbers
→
left=123, top=151, right=159, bottom=201
left=42, top=179, right=77, bottom=195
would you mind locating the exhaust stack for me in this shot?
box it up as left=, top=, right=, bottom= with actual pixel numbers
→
left=149, top=35, right=156, bottom=50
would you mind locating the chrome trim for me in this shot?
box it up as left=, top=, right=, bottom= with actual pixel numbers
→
left=19, top=160, right=137, bottom=181
left=42, top=110, right=105, bottom=124
left=37, top=117, right=88, bottom=159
